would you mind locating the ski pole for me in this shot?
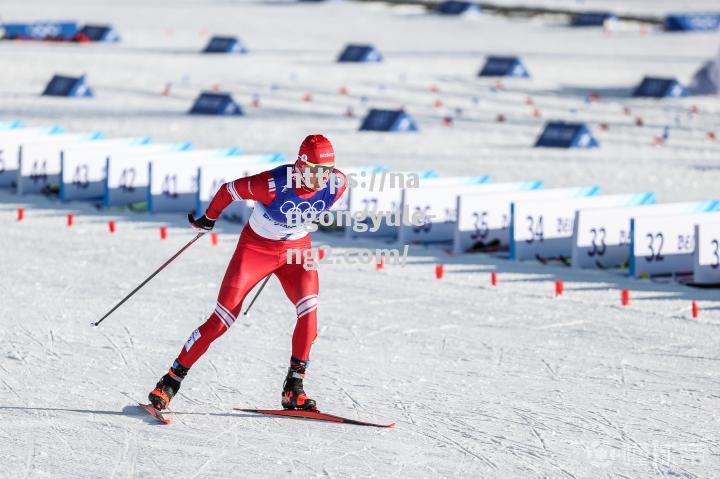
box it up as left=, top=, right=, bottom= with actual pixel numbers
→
left=243, top=275, right=271, bottom=316
left=92, top=232, right=205, bottom=327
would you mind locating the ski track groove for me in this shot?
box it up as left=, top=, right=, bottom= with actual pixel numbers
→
left=101, top=331, right=129, bottom=367
left=187, top=422, right=241, bottom=479
left=340, top=387, right=361, bottom=409
left=574, top=408, right=696, bottom=478
left=23, top=437, right=36, bottom=479
left=109, top=425, right=131, bottom=479
left=409, top=417, right=499, bottom=471
left=47, top=414, right=78, bottom=462
left=541, top=359, right=558, bottom=380
left=18, top=325, right=61, bottom=361
left=122, top=325, right=135, bottom=354
left=1, top=377, right=23, bottom=401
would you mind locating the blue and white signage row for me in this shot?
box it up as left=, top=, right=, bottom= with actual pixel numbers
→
left=4, top=123, right=720, bottom=284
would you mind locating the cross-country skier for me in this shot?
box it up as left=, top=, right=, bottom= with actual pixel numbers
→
left=148, top=134, right=346, bottom=412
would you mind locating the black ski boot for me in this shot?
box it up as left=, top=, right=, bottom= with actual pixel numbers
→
left=281, top=359, right=317, bottom=411
left=148, top=361, right=188, bottom=410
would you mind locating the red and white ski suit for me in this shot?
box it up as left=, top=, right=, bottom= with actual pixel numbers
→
left=175, top=167, right=346, bottom=369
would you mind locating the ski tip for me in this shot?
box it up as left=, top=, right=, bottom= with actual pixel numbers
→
left=139, top=403, right=172, bottom=424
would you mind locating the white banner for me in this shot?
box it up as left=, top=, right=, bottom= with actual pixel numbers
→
left=105, top=149, right=232, bottom=207
left=399, top=181, right=543, bottom=244
left=347, top=174, right=489, bottom=238
left=694, top=221, right=720, bottom=284
left=630, top=212, right=720, bottom=277
left=511, top=193, right=655, bottom=261
left=572, top=201, right=720, bottom=270
left=18, top=136, right=149, bottom=195
left=150, top=152, right=279, bottom=213
left=454, top=186, right=599, bottom=254
left=60, top=142, right=188, bottom=201
left=0, top=127, right=63, bottom=187
left=329, top=166, right=383, bottom=212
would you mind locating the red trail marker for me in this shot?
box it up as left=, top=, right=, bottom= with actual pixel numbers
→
left=621, top=288, right=629, bottom=306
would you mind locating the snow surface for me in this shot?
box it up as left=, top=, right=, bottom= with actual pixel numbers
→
left=1, top=0, right=720, bottom=477
left=467, top=0, right=720, bottom=17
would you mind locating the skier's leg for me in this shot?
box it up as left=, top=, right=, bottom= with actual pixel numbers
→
left=149, top=238, right=275, bottom=409
left=274, top=259, right=319, bottom=410
left=177, top=243, right=274, bottom=367
left=275, top=261, right=319, bottom=362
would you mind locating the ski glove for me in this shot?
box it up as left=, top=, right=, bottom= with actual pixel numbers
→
left=188, top=213, right=215, bottom=231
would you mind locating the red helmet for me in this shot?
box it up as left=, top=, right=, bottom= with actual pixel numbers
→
left=295, top=134, right=335, bottom=169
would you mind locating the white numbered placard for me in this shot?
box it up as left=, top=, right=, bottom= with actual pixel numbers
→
left=399, top=181, right=542, bottom=244
left=60, top=143, right=188, bottom=201
left=511, top=193, right=655, bottom=261
left=454, top=186, right=599, bottom=254
left=573, top=201, right=720, bottom=270
left=0, top=127, right=62, bottom=187
left=18, top=136, right=147, bottom=195
left=329, top=166, right=383, bottom=212
left=694, top=221, right=720, bottom=284
left=150, top=153, right=280, bottom=213
left=630, top=212, right=720, bottom=277
left=106, top=149, right=229, bottom=207
left=347, top=175, right=490, bottom=238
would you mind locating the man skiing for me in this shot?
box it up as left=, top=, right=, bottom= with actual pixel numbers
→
left=148, top=134, right=346, bottom=412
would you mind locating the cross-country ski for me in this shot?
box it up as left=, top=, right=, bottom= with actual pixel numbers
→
left=234, top=408, right=396, bottom=428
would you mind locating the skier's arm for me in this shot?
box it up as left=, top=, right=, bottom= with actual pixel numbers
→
left=204, top=171, right=276, bottom=220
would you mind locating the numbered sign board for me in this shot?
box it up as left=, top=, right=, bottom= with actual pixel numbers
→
left=59, top=141, right=182, bottom=201
left=0, top=127, right=63, bottom=187
left=105, top=149, right=231, bottom=207
left=17, top=133, right=109, bottom=194
left=347, top=174, right=488, bottom=238
left=630, top=212, right=720, bottom=278
left=399, top=181, right=542, bottom=244
left=511, top=193, right=655, bottom=261
left=149, top=152, right=276, bottom=213
left=329, top=166, right=383, bottom=213
left=572, top=201, right=720, bottom=270
left=694, top=222, right=720, bottom=284
left=454, top=186, right=599, bottom=254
